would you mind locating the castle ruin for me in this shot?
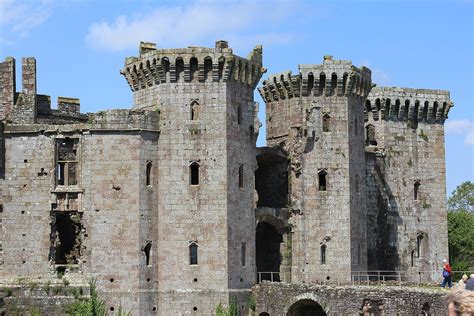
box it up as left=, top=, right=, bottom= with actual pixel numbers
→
left=0, top=40, right=452, bottom=315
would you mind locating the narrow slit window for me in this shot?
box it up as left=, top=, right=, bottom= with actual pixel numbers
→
left=189, top=243, right=198, bottom=265
left=241, top=242, right=246, bottom=266
left=318, top=169, right=327, bottom=191
left=144, top=242, right=152, bottom=266
left=237, top=105, right=242, bottom=125
left=146, top=161, right=152, bottom=186
left=320, top=244, right=327, bottom=265
left=414, top=180, right=420, bottom=200
left=238, top=164, right=244, bottom=188
left=322, top=114, right=330, bottom=132
left=411, top=250, right=415, bottom=267
left=190, top=162, right=199, bottom=185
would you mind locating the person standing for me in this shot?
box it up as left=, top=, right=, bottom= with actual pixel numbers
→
left=441, top=259, right=453, bottom=288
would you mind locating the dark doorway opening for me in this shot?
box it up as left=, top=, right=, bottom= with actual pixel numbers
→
left=256, top=222, right=282, bottom=282
left=287, top=299, right=327, bottom=316
left=52, top=212, right=82, bottom=264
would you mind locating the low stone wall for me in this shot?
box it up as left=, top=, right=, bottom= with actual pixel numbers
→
left=253, top=282, right=449, bottom=315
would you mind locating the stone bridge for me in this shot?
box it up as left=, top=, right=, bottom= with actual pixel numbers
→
left=253, top=282, right=447, bottom=315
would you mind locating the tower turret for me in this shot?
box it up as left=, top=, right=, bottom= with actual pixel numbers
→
left=257, top=56, right=372, bottom=283
left=364, top=87, right=452, bottom=282
left=121, top=40, right=264, bottom=314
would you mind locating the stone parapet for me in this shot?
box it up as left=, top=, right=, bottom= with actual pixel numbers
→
left=259, top=56, right=372, bottom=102
left=366, top=86, right=452, bottom=123
left=121, top=40, right=264, bottom=91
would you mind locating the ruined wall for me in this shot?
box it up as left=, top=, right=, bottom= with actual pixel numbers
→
left=0, top=57, right=15, bottom=121
left=254, top=282, right=447, bottom=316
left=258, top=57, right=371, bottom=283
left=122, top=41, right=263, bottom=314
left=364, top=87, right=451, bottom=282
left=0, top=110, right=160, bottom=314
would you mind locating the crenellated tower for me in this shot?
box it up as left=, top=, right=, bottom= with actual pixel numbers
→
left=121, top=40, right=264, bottom=314
left=257, top=56, right=372, bottom=283
left=364, top=87, right=452, bottom=282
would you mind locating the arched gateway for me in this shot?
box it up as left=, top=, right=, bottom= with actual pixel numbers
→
left=287, top=299, right=327, bottom=316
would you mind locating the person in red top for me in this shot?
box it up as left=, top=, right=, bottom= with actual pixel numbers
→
left=441, top=258, right=453, bottom=288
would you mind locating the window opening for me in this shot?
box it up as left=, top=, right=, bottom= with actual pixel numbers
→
left=322, top=114, right=330, bottom=132
left=411, top=250, right=415, bottom=267
left=414, top=180, right=420, bottom=200
left=51, top=212, right=82, bottom=264
left=56, top=138, right=78, bottom=186
left=144, top=242, right=152, bottom=266
left=366, top=124, right=377, bottom=146
left=189, top=243, right=198, bottom=265
left=190, top=162, right=199, bottom=185
left=416, top=233, right=423, bottom=258
left=241, top=242, right=246, bottom=266
left=320, top=244, right=327, bottom=264
left=237, top=104, right=242, bottom=125
left=318, top=169, right=327, bottom=191
left=146, top=161, right=152, bottom=186
left=190, top=101, right=199, bottom=121
left=239, top=164, right=244, bottom=188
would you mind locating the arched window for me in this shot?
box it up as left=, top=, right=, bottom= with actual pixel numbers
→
left=433, top=102, right=439, bottom=122
left=385, top=99, right=391, bottom=121
left=189, top=242, right=198, bottom=265
left=342, top=73, right=348, bottom=95
left=241, top=242, right=246, bottom=266
left=238, top=164, right=244, bottom=188
left=414, top=180, right=420, bottom=200
left=146, top=161, right=152, bottom=186
left=404, top=100, right=410, bottom=120
left=366, top=124, right=377, bottom=146
left=416, top=233, right=423, bottom=258
left=318, top=169, right=327, bottom=191
left=375, top=98, right=381, bottom=120
left=365, top=99, right=371, bottom=121
left=320, top=244, right=327, bottom=264
left=190, top=161, right=199, bottom=185
left=190, top=101, right=199, bottom=121
left=144, top=242, right=152, bottom=266
left=394, top=99, right=401, bottom=120
left=322, top=114, right=330, bottom=132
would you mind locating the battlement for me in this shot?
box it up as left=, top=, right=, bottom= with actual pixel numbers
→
left=0, top=57, right=84, bottom=124
left=120, top=40, right=264, bottom=92
left=258, top=56, right=372, bottom=102
left=365, top=86, right=453, bottom=123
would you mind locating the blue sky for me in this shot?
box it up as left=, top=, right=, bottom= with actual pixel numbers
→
left=1, top=0, right=473, bottom=195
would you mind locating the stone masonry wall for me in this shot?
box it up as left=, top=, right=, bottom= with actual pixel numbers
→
left=254, top=282, right=448, bottom=315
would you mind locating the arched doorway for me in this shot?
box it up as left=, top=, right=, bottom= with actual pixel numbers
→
left=256, top=221, right=282, bottom=282
left=287, top=299, right=327, bottom=316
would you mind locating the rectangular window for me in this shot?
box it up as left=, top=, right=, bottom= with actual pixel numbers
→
left=56, top=138, right=78, bottom=186
left=190, top=162, right=199, bottom=185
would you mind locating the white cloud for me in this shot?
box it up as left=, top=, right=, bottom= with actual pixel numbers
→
left=445, top=119, right=474, bottom=145
left=0, top=0, right=53, bottom=42
left=86, top=0, right=307, bottom=53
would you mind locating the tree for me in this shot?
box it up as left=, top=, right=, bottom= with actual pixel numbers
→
left=448, top=181, right=474, bottom=213
left=447, top=181, right=474, bottom=272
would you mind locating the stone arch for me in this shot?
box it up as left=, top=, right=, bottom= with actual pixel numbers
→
left=330, top=73, right=337, bottom=95
left=307, top=73, right=314, bottom=96
left=218, top=56, right=225, bottom=80
left=365, top=99, right=372, bottom=121
left=319, top=72, right=326, bottom=95
left=189, top=57, right=198, bottom=81
left=342, top=72, right=348, bottom=95
left=175, top=57, right=184, bottom=82
left=285, top=294, right=328, bottom=316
